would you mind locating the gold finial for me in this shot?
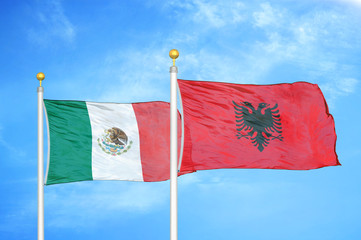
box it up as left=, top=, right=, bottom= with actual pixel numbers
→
left=169, top=49, right=179, bottom=66
left=36, top=72, right=45, bottom=87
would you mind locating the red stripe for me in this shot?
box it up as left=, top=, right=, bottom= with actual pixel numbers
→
left=132, top=102, right=192, bottom=182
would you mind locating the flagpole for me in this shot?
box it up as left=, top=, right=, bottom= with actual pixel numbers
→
left=37, top=72, right=45, bottom=240
left=169, top=49, right=179, bottom=240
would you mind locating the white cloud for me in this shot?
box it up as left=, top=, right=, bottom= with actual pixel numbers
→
left=42, top=1, right=360, bottom=109
left=0, top=180, right=169, bottom=232
left=95, top=48, right=171, bottom=103
left=333, top=0, right=361, bottom=7
left=45, top=181, right=169, bottom=228
left=179, top=172, right=299, bottom=224
left=165, top=1, right=360, bottom=91
left=42, top=46, right=174, bottom=103
left=253, top=2, right=283, bottom=28
left=319, top=78, right=359, bottom=109
left=27, top=0, right=75, bottom=45
left=164, top=0, right=246, bottom=28
left=85, top=1, right=360, bottom=98
left=192, top=0, right=245, bottom=27
left=336, top=78, right=358, bottom=93
left=293, top=26, right=316, bottom=45
left=181, top=50, right=246, bottom=83
left=246, top=3, right=361, bottom=88
left=179, top=173, right=202, bottom=186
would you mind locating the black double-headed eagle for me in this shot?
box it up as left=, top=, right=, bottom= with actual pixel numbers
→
left=233, top=101, right=283, bottom=152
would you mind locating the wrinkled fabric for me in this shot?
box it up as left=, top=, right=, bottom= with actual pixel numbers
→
left=178, top=79, right=340, bottom=172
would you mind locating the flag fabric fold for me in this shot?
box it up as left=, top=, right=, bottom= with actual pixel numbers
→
left=44, top=100, right=190, bottom=185
left=177, top=79, right=340, bottom=172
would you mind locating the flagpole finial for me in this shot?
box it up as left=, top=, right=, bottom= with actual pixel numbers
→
left=36, top=72, right=45, bottom=87
left=169, top=49, right=179, bottom=66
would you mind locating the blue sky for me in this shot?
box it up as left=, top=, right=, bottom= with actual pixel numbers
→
left=1, top=0, right=361, bottom=239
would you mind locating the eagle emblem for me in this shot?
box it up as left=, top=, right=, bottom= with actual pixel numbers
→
left=233, top=101, right=283, bottom=152
left=97, top=127, right=133, bottom=156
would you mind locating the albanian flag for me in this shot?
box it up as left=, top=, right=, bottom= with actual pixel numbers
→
left=178, top=79, right=340, bottom=172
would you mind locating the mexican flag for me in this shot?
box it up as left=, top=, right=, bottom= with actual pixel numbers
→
left=44, top=100, right=187, bottom=185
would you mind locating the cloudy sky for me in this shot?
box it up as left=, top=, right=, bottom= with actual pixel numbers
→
left=1, top=0, right=361, bottom=239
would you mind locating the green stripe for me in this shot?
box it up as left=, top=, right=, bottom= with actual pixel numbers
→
left=44, top=100, right=93, bottom=185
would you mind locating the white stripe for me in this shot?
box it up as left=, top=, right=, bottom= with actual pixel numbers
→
left=86, top=102, right=143, bottom=181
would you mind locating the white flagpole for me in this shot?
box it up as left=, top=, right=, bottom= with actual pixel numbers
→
left=169, top=49, right=179, bottom=240
left=37, top=72, right=45, bottom=240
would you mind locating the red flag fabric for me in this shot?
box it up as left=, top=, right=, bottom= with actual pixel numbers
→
left=178, top=79, right=340, bottom=172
